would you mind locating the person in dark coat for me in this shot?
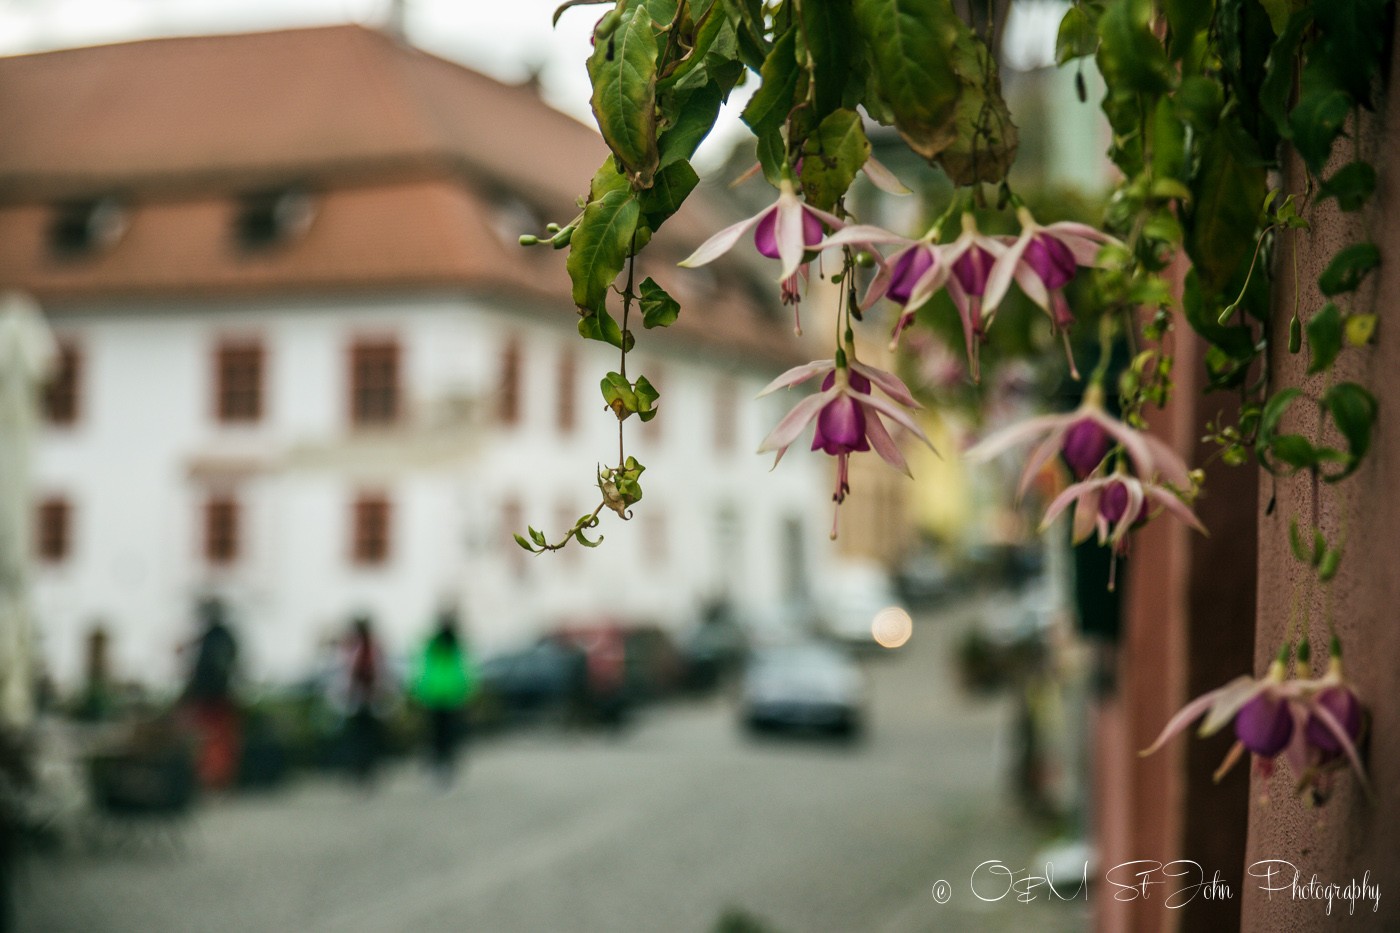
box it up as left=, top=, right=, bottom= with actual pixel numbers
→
left=181, top=597, right=240, bottom=790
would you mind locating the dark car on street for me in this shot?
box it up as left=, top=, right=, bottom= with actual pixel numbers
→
left=739, top=642, right=868, bottom=739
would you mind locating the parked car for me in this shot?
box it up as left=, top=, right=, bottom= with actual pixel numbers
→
left=740, top=642, right=867, bottom=738
left=476, top=641, right=583, bottom=725
left=545, top=621, right=684, bottom=725
left=679, top=611, right=749, bottom=692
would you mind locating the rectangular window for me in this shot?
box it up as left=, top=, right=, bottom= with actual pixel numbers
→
left=498, top=337, right=522, bottom=426
left=204, top=495, right=239, bottom=565
left=350, top=340, right=400, bottom=426
left=44, top=342, right=80, bottom=425
left=556, top=347, right=576, bottom=434
left=36, top=497, right=71, bottom=563
left=215, top=340, right=264, bottom=423
left=352, top=494, right=392, bottom=566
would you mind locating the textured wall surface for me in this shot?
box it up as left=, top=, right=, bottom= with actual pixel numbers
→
left=1241, top=19, right=1400, bottom=933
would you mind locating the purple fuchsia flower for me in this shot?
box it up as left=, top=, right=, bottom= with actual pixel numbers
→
left=679, top=177, right=843, bottom=336
left=983, top=207, right=1123, bottom=378
left=965, top=383, right=1192, bottom=499
left=1141, top=646, right=1371, bottom=800
left=938, top=215, right=1009, bottom=382
left=757, top=351, right=935, bottom=536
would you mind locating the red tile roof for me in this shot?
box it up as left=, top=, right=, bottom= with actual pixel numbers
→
left=0, top=25, right=800, bottom=368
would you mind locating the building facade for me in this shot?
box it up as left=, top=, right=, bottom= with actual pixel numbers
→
left=0, top=26, right=833, bottom=687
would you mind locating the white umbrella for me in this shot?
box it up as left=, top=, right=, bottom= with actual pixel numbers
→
left=0, top=291, right=57, bottom=730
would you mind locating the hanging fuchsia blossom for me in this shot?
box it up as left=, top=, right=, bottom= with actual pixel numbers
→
left=1040, top=472, right=1205, bottom=573
left=679, top=177, right=843, bottom=336
left=757, top=351, right=933, bottom=536
left=965, top=384, right=1190, bottom=498
left=984, top=207, right=1122, bottom=377
left=821, top=214, right=1006, bottom=380
left=1141, top=644, right=1370, bottom=801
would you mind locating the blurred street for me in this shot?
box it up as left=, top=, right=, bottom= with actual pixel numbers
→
left=16, top=597, right=1088, bottom=933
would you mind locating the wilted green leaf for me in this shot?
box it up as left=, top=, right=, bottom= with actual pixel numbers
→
left=1318, top=243, right=1380, bottom=296
left=568, top=187, right=639, bottom=314
left=639, top=277, right=680, bottom=328
left=799, top=108, right=870, bottom=210
left=1306, top=303, right=1342, bottom=374
left=853, top=0, right=962, bottom=161
left=935, top=25, right=1018, bottom=186
left=587, top=1, right=660, bottom=187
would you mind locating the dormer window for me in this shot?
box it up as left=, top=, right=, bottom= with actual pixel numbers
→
left=49, top=197, right=126, bottom=258
left=233, top=188, right=314, bottom=250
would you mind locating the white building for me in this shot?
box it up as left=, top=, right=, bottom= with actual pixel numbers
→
left=0, top=26, right=832, bottom=688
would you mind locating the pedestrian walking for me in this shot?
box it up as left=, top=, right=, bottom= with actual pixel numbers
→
left=411, top=609, right=476, bottom=786
left=180, top=597, right=240, bottom=791
left=335, top=614, right=389, bottom=787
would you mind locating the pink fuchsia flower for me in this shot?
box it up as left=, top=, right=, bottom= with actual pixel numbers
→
left=679, top=177, right=843, bottom=336
left=938, top=214, right=1009, bottom=382
left=757, top=352, right=934, bottom=534
left=965, top=383, right=1192, bottom=499
left=983, top=207, right=1122, bottom=377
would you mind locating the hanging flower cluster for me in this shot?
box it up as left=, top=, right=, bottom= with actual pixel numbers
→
left=965, top=383, right=1203, bottom=586
left=1141, top=640, right=1369, bottom=805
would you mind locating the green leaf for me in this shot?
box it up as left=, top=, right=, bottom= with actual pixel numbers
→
left=800, top=0, right=859, bottom=117
left=1258, top=0, right=1304, bottom=35
left=567, top=187, right=640, bottom=314
left=601, top=371, right=638, bottom=420
left=1318, top=547, right=1343, bottom=582
left=1289, top=63, right=1351, bottom=174
left=658, top=1, right=724, bottom=91
left=579, top=308, right=631, bottom=350
left=1270, top=434, right=1319, bottom=469
left=1305, top=303, right=1343, bottom=375
left=528, top=526, right=547, bottom=547
left=587, top=1, right=661, bottom=187
left=639, top=277, right=681, bottom=328
left=1185, top=120, right=1266, bottom=297
left=798, top=109, right=870, bottom=210
left=1162, top=0, right=1211, bottom=58
left=1097, top=0, right=1174, bottom=95
left=1318, top=243, right=1380, bottom=296
left=1312, top=529, right=1327, bottom=566
left=1180, top=269, right=1256, bottom=360
left=1319, top=162, right=1378, bottom=212
left=1258, top=9, right=1312, bottom=136
left=755, top=129, right=786, bottom=187
left=1313, top=0, right=1389, bottom=107
left=1345, top=313, right=1377, bottom=346
left=1288, top=518, right=1308, bottom=563
left=720, top=0, right=769, bottom=71
left=1259, top=386, right=1303, bottom=440
left=853, top=0, right=962, bottom=161
left=1055, top=4, right=1098, bottom=65
left=639, top=159, right=699, bottom=231
left=1321, top=382, right=1378, bottom=481
left=1150, top=94, right=1186, bottom=182
left=514, top=533, right=538, bottom=553
left=658, top=83, right=723, bottom=167
left=935, top=25, right=1018, bottom=186
left=740, top=26, right=800, bottom=139
left=1175, top=75, right=1222, bottom=132
left=634, top=375, right=660, bottom=421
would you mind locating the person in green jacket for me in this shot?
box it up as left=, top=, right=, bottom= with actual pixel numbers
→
left=411, top=608, right=476, bottom=784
